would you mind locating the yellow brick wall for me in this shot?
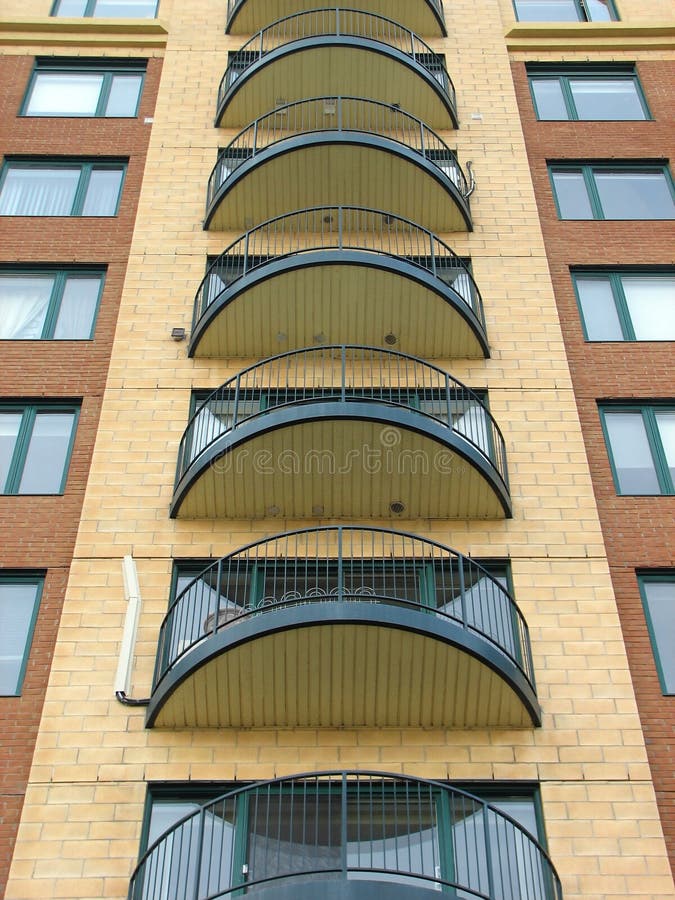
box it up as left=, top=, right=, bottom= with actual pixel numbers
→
left=4, top=0, right=675, bottom=897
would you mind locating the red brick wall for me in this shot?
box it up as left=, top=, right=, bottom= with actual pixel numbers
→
left=0, top=53, right=162, bottom=896
left=511, top=58, right=675, bottom=874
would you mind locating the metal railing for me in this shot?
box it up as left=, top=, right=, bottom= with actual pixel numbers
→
left=174, top=345, right=507, bottom=488
left=152, top=526, right=535, bottom=695
left=207, top=96, right=468, bottom=216
left=218, top=8, right=454, bottom=108
left=129, top=771, right=563, bottom=900
left=194, top=205, right=484, bottom=332
left=226, top=0, right=447, bottom=31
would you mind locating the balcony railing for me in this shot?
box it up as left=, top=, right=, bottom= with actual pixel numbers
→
left=152, top=526, right=535, bottom=698
left=206, top=96, right=469, bottom=217
left=194, top=205, right=484, bottom=334
left=129, top=772, right=563, bottom=900
left=175, top=345, right=507, bottom=491
left=217, top=8, right=455, bottom=111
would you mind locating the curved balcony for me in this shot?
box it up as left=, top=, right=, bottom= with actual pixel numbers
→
left=147, top=527, right=539, bottom=728
left=226, top=0, right=447, bottom=37
left=217, top=9, right=456, bottom=128
left=130, top=772, right=562, bottom=899
left=171, top=345, right=510, bottom=521
left=191, top=206, right=487, bottom=359
left=205, top=97, right=471, bottom=233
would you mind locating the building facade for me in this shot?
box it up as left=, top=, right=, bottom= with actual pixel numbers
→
left=0, top=0, right=673, bottom=898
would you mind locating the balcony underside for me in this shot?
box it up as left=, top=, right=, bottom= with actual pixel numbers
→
left=205, top=138, right=471, bottom=233
left=230, top=881, right=446, bottom=899
left=217, top=42, right=456, bottom=128
left=190, top=254, right=489, bottom=359
left=171, top=404, right=511, bottom=520
left=227, top=0, right=447, bottom=37
left=147, top=606, right=540, bottom=728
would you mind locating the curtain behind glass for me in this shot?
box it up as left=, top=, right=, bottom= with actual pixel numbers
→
left=53, top=277, right=100, bottom=338
left=26, top=74, right=102, bottom=116
left=0, top=167, right=80, bottom=216
left=18, top=412, right=74, bottom=493
left=0, top=275, right=53, bottom=339
left=82, top=169, right=124, bottom=215
left=0, top=583, right=39, bottom=694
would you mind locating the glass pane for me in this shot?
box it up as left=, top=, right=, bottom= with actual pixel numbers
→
left=585, top=0, right=615, bottom=19
left=0, top=413, right=22, bottom=491
left=0, top=167, right=80, bottom=216
left=92, top=0, right=157, bottom=16
left=551, top=170, right=594, bottom=218
left=26, top=73, right=102, bottom=116
left=81, top=168, right=124, bottom=215
left=622, top=276, right=675, bottom=340
left=515, top=0, right=581, bottom=20
left=570, top=78, right=645, bottom=120
left=53, top=0, right=88, bottom=13
left=604, top=412, right=661, bottom=494
left=575, top=276, right=623, bottom=340
left=642, top=581, right=675, bottom=692
left=530, top=78, right=568, bottom=119
left=655, top=411, right=675, bottom=487
left=595, top=171, right=675, bottom=220
left=53, top=276, right=100, bottom=339
left=0, top=275, right=53, bottom=339
left=0, top=582, right=39, bottom=694
left=18, top=412, right=75, bottom=493
left=105, top=74, right=143, bottom=116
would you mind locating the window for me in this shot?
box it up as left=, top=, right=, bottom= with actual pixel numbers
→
left=0, top=269, right=104, bottom=340
left=514, top=0, right=617, bottom=21
left=600, top=404, right=675, bottom=495
left=51, top=0, right=158, bottom=17
left=549, top=164, right=675, bottom=219
left=573, top=270, right=675, bottom=341
left=528, top=68, right=648, bottom=120
left=0, top=160, right=126, bottom=217
left=0, top=575, right=43, bottom=695
left=0, top=404, right=79, bottom=494
left=23, top=61, right=145, bottom=117
left=638, top=574, right=675, bottom=694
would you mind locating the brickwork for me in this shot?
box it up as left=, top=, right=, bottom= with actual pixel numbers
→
left=0, top=48, right=162, bottom=896
left=511, top=55, right=675, bottom=874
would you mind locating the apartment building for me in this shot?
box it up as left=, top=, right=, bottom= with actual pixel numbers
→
left=0, top=0, right=673, bottom=897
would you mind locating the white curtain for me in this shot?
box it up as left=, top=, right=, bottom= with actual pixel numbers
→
left=0, top=275, right=52, bottom=339
left=81, top=169, right=124, bottom=216
left=0, top=168, right=79, bottom=216
left=53, top=277, right=99, bottom=339
left=454, top=403, right=491, bottom=456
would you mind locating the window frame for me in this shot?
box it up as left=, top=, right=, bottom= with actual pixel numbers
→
left=0, top=267, right=105, bottom=340
left=0, top=403, right=80, bottom=495
left=0, top=158, right=127, bottom=217
left=638, top=572, right=675, bottom=695
left=599, top=403, right=675, bottom=496
left=0, top=573, right=44, bottom=696
left=549, top=162, right=675, bottom=220
left=50, top=0, right=159, bottom=18
left=527, top=65, right=649, bottom=121
left=572, top=268, right=675, bottom=342
left=513, top=0, right=618, bottom=22
left=22, top=59, right=146, bottom=118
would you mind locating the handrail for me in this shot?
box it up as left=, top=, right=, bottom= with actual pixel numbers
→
left=129, top=771, right=563, bottom=900
left=206, top=96, right=468, bottom=213
left=193, top=205, right=485, bottom=332
left=218, top=7, right=454, bottom=109
left=152, top=526, right=535, bottom=695
left=174, top=344, right=507, bottom=489
left=225, top=0, right=447, bottom=31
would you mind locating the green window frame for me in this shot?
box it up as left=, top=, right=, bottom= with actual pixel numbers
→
left=572, top=269, right=675, bottom=341
left=0, top=573, right=44, bottom=696
left=599, top=403, right=675, bottom=496
left=0, top=403, right=80, bottom=495
left=22, top=60, right=146, bottom=118
left=528, top=66, right=649, bottom=120
left=638, top=573, right=675, bottom=695
left=549, top=163, right=675, bottom=220
left=51, top=0, right=158, bottom=17
left=513, top=0, right=618, bottom=22
left=0, top=267, right=105, bottom=340
left=0, top=159, right=127, bottom=217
